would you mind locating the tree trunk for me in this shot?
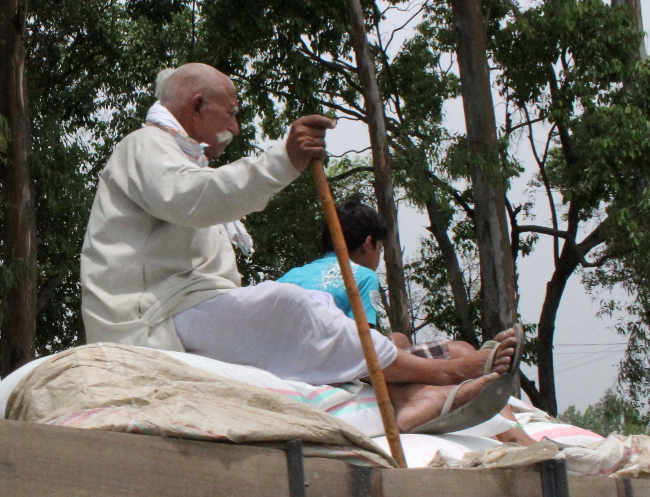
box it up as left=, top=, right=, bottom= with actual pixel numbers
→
left=425, top=200, right=479, bottom=347
left=448, top=0, right=517, bottom=338
left=0, top=0, right=37, bottom=377
left=345, top=0, right=412, bottom=337
left=536, top=245, right=581, bottom=416
left=612, top=0, right=646, bottom=62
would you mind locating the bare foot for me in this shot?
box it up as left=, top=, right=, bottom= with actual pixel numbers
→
left=454, top=329, right=517, bottom=379
left=495, top=403, right=536, bottom=446
left=485, top=328, right=518, bottom=374
left=390, top=373, right=499, bottom=432
left=496, top=427, right=537, bottom=446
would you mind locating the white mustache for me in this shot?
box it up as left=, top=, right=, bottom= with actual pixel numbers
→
left=217, top=130, right=234, bottom=145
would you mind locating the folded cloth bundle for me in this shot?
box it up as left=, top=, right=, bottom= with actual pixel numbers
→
left=3, top=343, right=395, bottom=468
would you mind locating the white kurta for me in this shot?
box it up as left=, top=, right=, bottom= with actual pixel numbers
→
left=81, top=126, right=300, bottom=350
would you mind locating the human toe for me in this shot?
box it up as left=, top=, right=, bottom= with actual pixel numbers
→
left=450, top=373, right=499, bottom=409
left=493, top=328, right=515, bottom=342
left=497, top=337, right=517, bottom=353
left=491, top=356, right=512, bottom=374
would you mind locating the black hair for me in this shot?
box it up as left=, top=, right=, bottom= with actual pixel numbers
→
left=321, top=201, right=388, bottom=253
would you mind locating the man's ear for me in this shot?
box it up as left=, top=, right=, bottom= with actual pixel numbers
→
left=362, top=235, right=374, bottom=252
left=190, top=94, right=203, bottom=114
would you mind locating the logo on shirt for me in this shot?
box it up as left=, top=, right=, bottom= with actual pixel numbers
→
left=321, top=262, right=361, bottom=290
left=321, top=264, right=344, bottom=290
left=370, top=290, right=385, bottom=315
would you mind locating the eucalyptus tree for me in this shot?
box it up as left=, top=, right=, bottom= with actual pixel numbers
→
left=0, top=0, right=36, bottom=377
left=383, top=0, right=649, bottom=414
left=448, top=0, right=518, bottom=339
left=345, top=0, right=412, bottom=337
left=378, top=0, right=518, bottom=348
left=491, top=0, right=649, bottom=414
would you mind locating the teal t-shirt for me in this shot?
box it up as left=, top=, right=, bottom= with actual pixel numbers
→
left=278, top=252, right=383, bottom=326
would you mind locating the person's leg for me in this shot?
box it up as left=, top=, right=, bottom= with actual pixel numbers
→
left=393, top=329, right=517, bottom=379
left=174, top=284, right=522, bottom=435
left=387, top=330, right=531, bottom=441
left=388, top=373, right=499, bottom=432
left=389, top=332, right=411, bottom=348
left=173, top=281, right=398, bottom=385
left=446, top=340, right=478, bottom=357
left=444, top=329, right=517, bottom=359
left=381, top=336, right=515, bottom=386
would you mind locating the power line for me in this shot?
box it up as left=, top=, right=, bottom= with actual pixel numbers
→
left=554, top=345, right=627, bottom=354
left=553, top=349, right=625, bottom=356
left=555, top=348, right=623, bottom=367
left=555, top=350, right=624, bottom=374
left=554, top=342, right=627, bottom=346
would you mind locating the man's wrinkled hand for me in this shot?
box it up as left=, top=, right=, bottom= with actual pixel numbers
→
left=286, top=115, right=336, bottom=172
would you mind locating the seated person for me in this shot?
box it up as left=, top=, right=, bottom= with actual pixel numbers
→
left=279, top=201, right=467, bottom=356
left=81, top=63, right=518, bottom=433
left=279, top=201, right=535, bottom=444
left=279, top=201, right=386, bottom=330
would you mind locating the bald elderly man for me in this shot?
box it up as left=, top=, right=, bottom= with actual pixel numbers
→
left=81, top=63, right=517, bottom=432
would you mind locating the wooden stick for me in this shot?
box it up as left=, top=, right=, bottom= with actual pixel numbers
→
left=311, top=159, right=407, bottom=468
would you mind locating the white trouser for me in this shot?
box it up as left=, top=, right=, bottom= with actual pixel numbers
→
left=173, top=281, right=398, bottom=385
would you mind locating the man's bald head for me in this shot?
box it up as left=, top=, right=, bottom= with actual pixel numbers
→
left=159, top=63, right=233, bottom=117
left=156, top=63, right=240, bottom=156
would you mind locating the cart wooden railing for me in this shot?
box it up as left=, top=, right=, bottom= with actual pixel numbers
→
left=1, top=419, right=647, bottom=497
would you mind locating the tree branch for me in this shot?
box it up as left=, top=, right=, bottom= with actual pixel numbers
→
left=508, top=115, right=545, bottom=134
left=514, top=225, right=569, bottom=238
left=372, top=3, right=405, bottom=123
left=328, top=165, right=373, bottom=182
left=520, top=371, right=546, bottom=410
left=297, top=38, right=362, bottom=94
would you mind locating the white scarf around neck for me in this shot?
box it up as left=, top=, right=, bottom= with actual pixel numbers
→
left=144, top=101, right=254, bottom=255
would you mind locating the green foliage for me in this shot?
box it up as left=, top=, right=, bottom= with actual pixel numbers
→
left=237, top=172, right=324, bottom=285
left=495, top=0, right=642, bottom=110
left=573, top=62, right=650, bottom=403
left=0, top=115, right=10, bottom=157
left=200, top=0, right=352, bottom=138
left=18, top=0, right=200, bottom=354
left=385, top=5, right=461, bottom=208
left=489, top=0, right=650, bottom=406
left=559, top=389, right=649, bottom=437
left=494, top=0, right=645, bottom=210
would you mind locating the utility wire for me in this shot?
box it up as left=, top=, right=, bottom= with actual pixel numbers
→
left=554, top=345, right=627, bottom=355
left=555, top=350, right=624, bottom=374
left=554, top=342, right=627, bottom=346
left=555, top=348, right=623, bottom=367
